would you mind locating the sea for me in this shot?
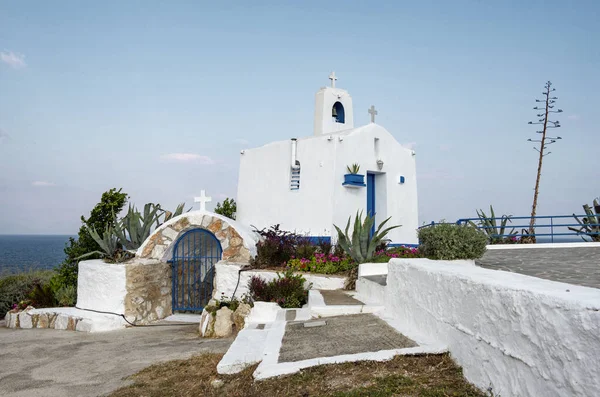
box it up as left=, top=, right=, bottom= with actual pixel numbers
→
left=0, top=235, right=75, bottom=275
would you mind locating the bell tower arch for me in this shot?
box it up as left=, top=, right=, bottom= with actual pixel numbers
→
left=313, top=72, right=354, bottom=136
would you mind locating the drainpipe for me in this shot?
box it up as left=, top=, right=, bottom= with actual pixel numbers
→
left=291, top=138, right=300, bottom=169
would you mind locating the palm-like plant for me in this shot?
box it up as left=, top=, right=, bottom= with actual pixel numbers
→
left=469, top=205, right=516, bottom=244
left=334, top=211, right=400, bottom=263
left=568, top=198, right=600, bottom=242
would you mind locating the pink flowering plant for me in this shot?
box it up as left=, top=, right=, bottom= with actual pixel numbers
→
left=287, top=252, right=355, bottom=274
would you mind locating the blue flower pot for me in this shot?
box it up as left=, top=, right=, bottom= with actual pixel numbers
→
left=343, top=173, right=366, bottom=187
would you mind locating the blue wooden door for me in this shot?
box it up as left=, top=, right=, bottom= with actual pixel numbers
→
left=367, top=173, right=376, bottom=235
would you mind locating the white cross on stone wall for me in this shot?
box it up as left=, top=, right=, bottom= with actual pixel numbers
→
left=194, top=190, right=212, bottom=211
left=368, top=105, right=378, bottom=123
left=329, top=71, right=337, bottom=88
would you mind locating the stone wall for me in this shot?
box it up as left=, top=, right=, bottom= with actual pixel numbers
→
left=136, top=211, right=259, bottom=264
left=124, top=259, right=171, bottom=324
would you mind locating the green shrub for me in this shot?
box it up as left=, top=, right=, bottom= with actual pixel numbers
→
left=418, top=223, right=487, bottom=260
left=214, top=198, right=237, bottom=220
left=54, top=285, right=77, bottom=306
left=0, top=270, right=55, bottom=316
left=55, top=188, right=129, bottom=290
left=247, top=269, right=311, bottom=308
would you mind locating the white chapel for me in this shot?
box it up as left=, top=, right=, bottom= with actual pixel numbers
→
left=236, top=73, right=419, bottom=246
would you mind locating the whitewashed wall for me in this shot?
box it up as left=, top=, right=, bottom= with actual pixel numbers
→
left=382, top=258, right=600, bottom=397
left=237, top=123, right=418, bottom=245
left=213, top=263, right=346, bottom=300
left=77, top=259, right=127, bottom=314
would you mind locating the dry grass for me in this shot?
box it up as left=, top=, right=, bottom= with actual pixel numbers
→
left=110, top=353, right=488, bottom=397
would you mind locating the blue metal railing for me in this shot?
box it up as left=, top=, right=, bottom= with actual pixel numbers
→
left=419, top=215, right=600, bottom=243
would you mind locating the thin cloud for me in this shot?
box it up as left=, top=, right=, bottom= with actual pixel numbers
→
left=160, top=153, right=215, bottom=164
left=1, top=51, right=26, bottom=69
left=32, top=181, right=56, bottom=187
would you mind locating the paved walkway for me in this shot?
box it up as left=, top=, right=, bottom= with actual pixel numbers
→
left=0, top=324, right=231, bottom=397
left=278, top=314, right=417, bottom=363
left=476, top=247, right=600, bottom=289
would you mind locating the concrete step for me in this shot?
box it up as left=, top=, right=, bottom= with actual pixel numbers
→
left=308, top=290, right=383, bottom=317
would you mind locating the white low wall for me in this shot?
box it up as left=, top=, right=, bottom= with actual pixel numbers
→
left=384, top=258, right=600, bottom=397
left=77, top=259, right=127, bottom=314
left=214, top=263, right=346, bottom=300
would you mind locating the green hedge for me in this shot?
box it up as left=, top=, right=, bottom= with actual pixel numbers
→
left=417, top=223, right=487, bottom=260
left=0, top=270, right=55, bottom=317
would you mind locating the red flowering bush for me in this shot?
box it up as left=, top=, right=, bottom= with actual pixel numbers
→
left=371, top=246, right=421, bottom=263
left=247, top=270, right=310, bottom=308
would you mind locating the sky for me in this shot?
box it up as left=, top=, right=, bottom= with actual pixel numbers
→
left=0, top=0, right=598, bottom=234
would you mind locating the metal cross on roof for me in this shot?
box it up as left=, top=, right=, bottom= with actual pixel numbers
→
left=328, top=71, right=337, bottom=88
left=194, top=190, right=212, bottom=211
left=368, top=105, right=378, bottom=123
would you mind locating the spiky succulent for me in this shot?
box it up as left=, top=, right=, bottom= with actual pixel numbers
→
left=334, top=211, right=400, bottom=263
left=346, top=163, right=360, bottom=174
left=76, top=224, right=132, bottom=263
left=469, top=205, right=516, bottom=243
left=568, top=198, right=600, bottom=242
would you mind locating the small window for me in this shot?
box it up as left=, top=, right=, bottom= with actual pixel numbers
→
left=332, top=102, right=345, bottom=123
left=290, top=162, right=301, bottom=190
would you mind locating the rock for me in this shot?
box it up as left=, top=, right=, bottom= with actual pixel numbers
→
left=233, top=303, right=252, bottom=331
left=18, top=312, right=33, bottom=329
left=55, top=314, right=69, bottom=330
left=5, top=312, right=16, bottom=328
left=37, top=313, right=49, bottom=328
left=213, top=307, right=234, bottom=338
left=211, top=379, right=224, bottom=389
left=199, top=309, right=216, bottom=337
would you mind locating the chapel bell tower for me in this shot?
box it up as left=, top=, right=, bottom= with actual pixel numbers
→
left=313, top=72, right=354, bottom=136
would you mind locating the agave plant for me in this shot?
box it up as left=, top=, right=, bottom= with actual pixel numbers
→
left=113, top=203, right=163, bottom=251
left=469, top=205, right=516, bottom=244
left=161, top=202, right=188, bottom=224
left=346, top=163, right=360, bottom=174
left=334, top=211, right=400, bottom=264
left=76, top=224, right=132, bottom=263
left=568, top=198, right=600, bottom=242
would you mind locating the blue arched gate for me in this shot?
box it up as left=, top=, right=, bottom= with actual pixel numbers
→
left=171, top=229, right=222, bottom=312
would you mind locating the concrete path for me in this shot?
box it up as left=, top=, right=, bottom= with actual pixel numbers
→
left=476, top=247, right=600, bottom=289
left=278, top=314, right=416, bottom=363
left=0, top=324, right=231, bottom=397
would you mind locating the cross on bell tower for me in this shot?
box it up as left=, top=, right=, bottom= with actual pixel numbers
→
left=328, top=71, right=337, bottom=88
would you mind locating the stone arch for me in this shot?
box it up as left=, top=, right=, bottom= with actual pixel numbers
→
left=136, top=211, right=258, bottom=264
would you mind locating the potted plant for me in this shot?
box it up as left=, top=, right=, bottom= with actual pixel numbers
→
left=343, top=163, right=366, bottom=187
